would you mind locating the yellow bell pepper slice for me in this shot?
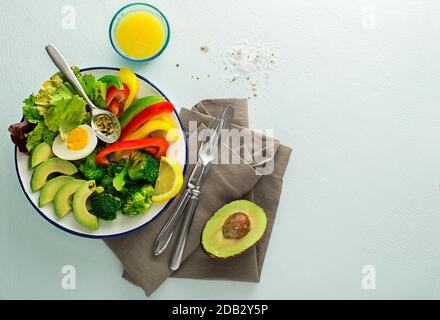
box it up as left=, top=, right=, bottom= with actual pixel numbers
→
left=150, top=129, right=179, bottom=142
left=149, top=115, right=178, bottom=141
left=119, top=67, right=139, bottom=111
left=115, top=116, right=176, bottom=160
left=122, top=119, right=175, bottom=141
left=150, top=114, right=175, bottom=127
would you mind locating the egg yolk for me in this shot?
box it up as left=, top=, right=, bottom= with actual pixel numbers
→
left=67, top=127, right=89, bottom=151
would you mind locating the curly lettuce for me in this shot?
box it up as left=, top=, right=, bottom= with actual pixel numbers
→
left=82, top=74, right=107, bottom=109
left=35, top=75, right=64, bottom=107
left=25, top=121, right=57, bottom=152
left=58, top=95, right=88, bottom=139
left=45, top=94, right=87, bottom=139
left=22, top=94, right=43, bottom=124
left=55, top=67, right=107, bottom=109
left=16, top=66, right=107, bottom=153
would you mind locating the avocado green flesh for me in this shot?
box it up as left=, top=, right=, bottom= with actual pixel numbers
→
left=53, top=179, right=85, bottom=219
left=30, top=142, right=54, bottom=168
left=72, top=181, right=98, bottom=230
left=201, top=200, right=268, bottom=259
left=38, top=176, right=75, bottom=208
left=31, top=158, right=77, bottom=192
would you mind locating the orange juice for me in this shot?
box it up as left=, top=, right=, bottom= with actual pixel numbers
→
left=115, top=11, right=167, bottom=60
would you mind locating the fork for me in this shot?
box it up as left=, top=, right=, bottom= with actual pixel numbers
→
left=169, top=120, right=221, bottom=270
left=153, top=119, right=219, bottom=256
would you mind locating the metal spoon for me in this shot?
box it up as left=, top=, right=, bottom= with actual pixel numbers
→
left=45, top=44, right=121, bottom=143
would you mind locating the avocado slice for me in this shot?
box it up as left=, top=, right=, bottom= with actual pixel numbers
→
left=72, top=180, right=99, bottom=230
left=30, top=142, right=54, bottom=168
left=31, top=158, right=77, bottom=192
left=39, top=175, right=75, bottom=208
left=201, top=200, right=267, bottom=259
left=54, top=179, right=86, bottom=219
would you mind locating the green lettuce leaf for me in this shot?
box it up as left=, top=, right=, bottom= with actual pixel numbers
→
left=44, top=94, right=87, bottom=139
left=58, top=96, right=88, bottom=139
left=54, top=67, right=107, bottom=109
left=22, top=94, right=43, bottom=124
left=35, top=75, right=64, bottom=106
left=25, top=121, right=57, bottom=152
left=22, top=67, right=97, bottom=151
left=82, top=74, right=107, bottom=109
left=50, top=84, right=74, bottom=105
left=53, top=66, right=83, bottom=84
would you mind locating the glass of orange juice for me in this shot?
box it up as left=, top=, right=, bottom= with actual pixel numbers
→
left=109, top=3, right=170, bottom=62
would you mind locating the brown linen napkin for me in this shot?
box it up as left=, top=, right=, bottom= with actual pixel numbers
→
left=105, top=99, right=292, bottom=296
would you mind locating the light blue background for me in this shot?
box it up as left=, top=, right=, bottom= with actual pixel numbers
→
left=1, top=0, right=440, bottom=299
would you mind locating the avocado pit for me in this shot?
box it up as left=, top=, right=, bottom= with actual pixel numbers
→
left=201, top=200, right=268, bottom=259
left=222, top=212, right=251, bottom=239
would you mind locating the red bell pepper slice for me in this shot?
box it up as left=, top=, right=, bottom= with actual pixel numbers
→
left=120, top=101, right=174, bottom=140
left=144, top=146, right=159, bottom=156
left=96, top=138, right=169, bottom=166
left=106, top=84, right=130, bottom=116
left=108, top=100, right=123, bottom=117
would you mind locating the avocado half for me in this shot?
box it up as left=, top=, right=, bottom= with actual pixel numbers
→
left=201, top=200, right=268, bottom=259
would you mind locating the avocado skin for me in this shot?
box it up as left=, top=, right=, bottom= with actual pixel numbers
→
left=38, top=175, right=75, bottom=208
left=30, top=142, right=54, bottom=168
left=72, top=180, right=99, bottom=230
left=53, top=179, right=86, bottom=219
left=201, top=200, right=268, bottom=260
left=31, top=158, right=77, bottom=192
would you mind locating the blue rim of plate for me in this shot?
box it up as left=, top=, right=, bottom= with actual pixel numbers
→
left=109, top=2, right=171, bottom=62
left=14, top=66, right=188, bottom=239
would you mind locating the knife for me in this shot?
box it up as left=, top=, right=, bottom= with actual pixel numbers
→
left=153, top=120, right=219, bottom=256
left=169, top=105, right=235, bottom=271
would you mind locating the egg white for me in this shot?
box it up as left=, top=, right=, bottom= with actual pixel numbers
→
left=52, top=125, right=98, bottom=161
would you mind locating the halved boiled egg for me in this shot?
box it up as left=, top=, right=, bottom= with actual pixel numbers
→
left=52, top=125, right=98, bottom=161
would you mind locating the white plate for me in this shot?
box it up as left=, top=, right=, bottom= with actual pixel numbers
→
left=15, top=67, right=187, bottom=238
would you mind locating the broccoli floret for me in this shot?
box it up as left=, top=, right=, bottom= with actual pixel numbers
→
left=90, top=193, right=122, bottom=221
left=100, top=175, right=126, bottom=200
left=113, top=168, right=128, bottom=191
left=122, top=184, right=155, bottom=216
left=109, top=159, right=130, bottom=191
left=106, top=160, right=127, bottom=176
left=78, top=150, right=106, bottom=181
left=128, top=151, right=160, bottom=183
left=100, top=174, right=116, bottom=193
left=98, top=160, right=129, bottom=196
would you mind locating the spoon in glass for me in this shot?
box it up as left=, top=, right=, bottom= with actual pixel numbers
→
left=45, top=44, right=121, bottom=143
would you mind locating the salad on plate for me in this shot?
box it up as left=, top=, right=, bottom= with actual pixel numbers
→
left=9, top=67, right=184, bottom=231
